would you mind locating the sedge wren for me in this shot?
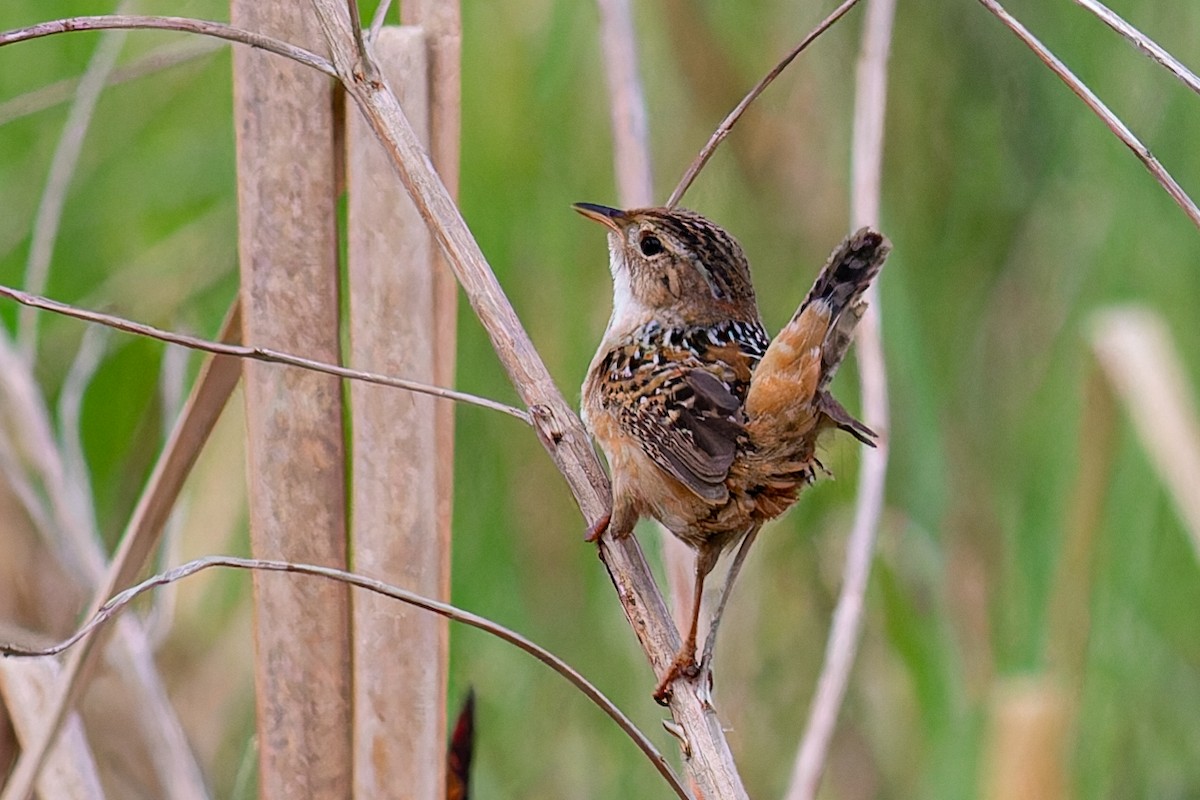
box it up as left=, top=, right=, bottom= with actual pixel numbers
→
left=575, top=202, right=890, bottom=702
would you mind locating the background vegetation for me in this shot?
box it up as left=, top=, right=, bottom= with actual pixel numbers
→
left=1, top=0, right=1198, bottom=797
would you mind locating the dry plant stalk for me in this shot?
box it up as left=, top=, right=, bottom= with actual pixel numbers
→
left=981, top=679, right=1070, bottom=800
left=395, top=4, right=464, bottom=791
left=0, top=660, right=103, bottom=799
left=1090, top=307, right=1200, bottom=554
left=345, top=26, right=444, bottom=799
left=785, top=0, right=895, bottom=796
left=1074, top=0, right=1200, bottom=97
left=231, top=2, right=352, bottom=797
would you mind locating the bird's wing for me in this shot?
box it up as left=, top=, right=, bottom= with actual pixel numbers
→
left=598, top=323, right=765, bottom=502
left=619, top=365, right=742, bottom=502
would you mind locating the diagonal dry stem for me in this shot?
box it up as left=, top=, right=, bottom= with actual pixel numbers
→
left=307, top=1, right=742, bottom=795
left=1074, top=0, right=1200, bottom=97
left=978, top=0, right=1200, bottom=231
left=1091, top=307, right=1200, bottom=554
left=666, top=0, right=861, bottom=209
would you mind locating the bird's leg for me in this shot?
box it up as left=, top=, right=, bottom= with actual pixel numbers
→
left=653, top=547, right=718, bottom=705
left=699, top=526, right=761, bottom=675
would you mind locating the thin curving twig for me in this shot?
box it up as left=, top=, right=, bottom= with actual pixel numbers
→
left=0, top=15, right=336, bottom=78
left=0, top=555, right=691, bottom=800
left=19, top=6, right=130, bottom=362
left=666, top=0, right=861, bottom=209
left=785, top=0, right=895, bottom=796
left=978, top=0, right=1200, bottom=231
left=1074, top=0, right=1200, bottom=98
left=0, top=283, right=530, bottom=422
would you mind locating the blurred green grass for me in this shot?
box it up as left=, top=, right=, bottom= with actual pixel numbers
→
left=2, top=0, right=1199, bottom=797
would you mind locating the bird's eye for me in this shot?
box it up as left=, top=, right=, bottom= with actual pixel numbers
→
left=639, top=234, right=664, bottom=257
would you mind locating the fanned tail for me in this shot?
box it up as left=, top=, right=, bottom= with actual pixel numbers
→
left=745, top=228, right=890, bottom=449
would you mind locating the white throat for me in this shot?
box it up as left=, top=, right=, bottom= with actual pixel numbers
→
left=603, top=244, right=654, bottom=344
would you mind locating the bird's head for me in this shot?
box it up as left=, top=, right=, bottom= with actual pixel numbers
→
left=574, top=203, right=759, bottom=331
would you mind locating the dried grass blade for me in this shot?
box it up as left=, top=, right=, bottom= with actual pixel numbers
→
left=1091, top=307, right=1200, bottom=556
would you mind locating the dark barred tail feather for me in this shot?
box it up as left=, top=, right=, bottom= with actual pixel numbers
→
left=742, top=228, right=890, bottom=499
left=800, top=228, right=890, bottom=326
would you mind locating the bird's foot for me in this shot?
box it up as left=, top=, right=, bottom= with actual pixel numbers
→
left=653, top=647, right=702, bottom=706
left=585, top=512, right=611, bottom=542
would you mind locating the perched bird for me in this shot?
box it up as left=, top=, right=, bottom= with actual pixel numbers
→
left=575, top=203, right=889, bottom=702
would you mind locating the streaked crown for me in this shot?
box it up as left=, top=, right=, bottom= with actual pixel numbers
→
left=574, top=203, right=760, bottom=332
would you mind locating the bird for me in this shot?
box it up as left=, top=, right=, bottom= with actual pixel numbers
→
left=575, top=202, right=890, bottom=703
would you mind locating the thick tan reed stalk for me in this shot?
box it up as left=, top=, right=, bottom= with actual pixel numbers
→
left=231, top=2, right=352, bottom=797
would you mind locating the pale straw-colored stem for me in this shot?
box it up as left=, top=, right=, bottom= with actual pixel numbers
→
left=19, top=6, right=129, bottom=361
left=785, top=0, right=896, bottom=795
left=1073, top=0, right=1200, bottom=97
left=979, top=0, right=1200, bottom=231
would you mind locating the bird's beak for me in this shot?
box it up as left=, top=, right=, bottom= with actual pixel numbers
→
left=573, top=202, right=627, bottom=233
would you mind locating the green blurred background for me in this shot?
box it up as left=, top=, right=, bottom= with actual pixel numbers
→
left=1, top=0, right=1199, bottom=797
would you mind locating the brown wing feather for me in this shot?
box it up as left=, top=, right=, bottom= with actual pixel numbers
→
left=620, top=365, right=741, bottom=502
left=595, top=322, right=766, bottom=502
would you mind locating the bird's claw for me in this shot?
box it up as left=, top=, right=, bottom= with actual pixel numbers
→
left=585, top=512, right=611, bottom=542
left=653, top=650, right=701, bottom=706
